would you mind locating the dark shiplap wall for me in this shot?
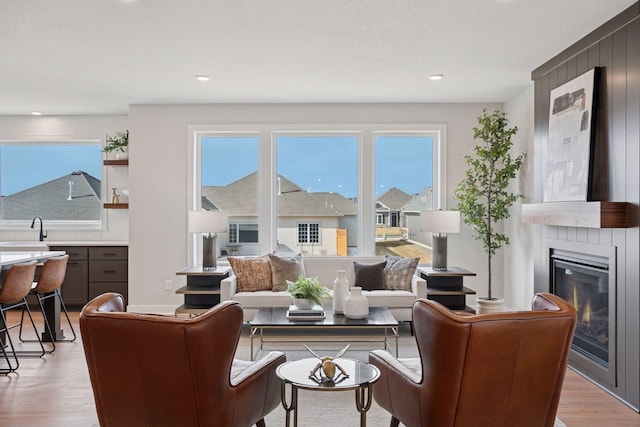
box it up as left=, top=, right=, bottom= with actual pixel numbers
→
left=532, top=3, right=640, bottom=410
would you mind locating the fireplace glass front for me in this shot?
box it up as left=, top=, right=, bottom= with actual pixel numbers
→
left=552, top=254, right=609, bottom=368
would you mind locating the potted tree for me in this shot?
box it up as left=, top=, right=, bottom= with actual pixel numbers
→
left=454, top=109, right=525, bottom=313
left=286, top=275, right=330, bottom=309
left=104, top=130, right=129, bottom=159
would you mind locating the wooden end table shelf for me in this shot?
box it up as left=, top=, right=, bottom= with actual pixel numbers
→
left=174, top=266, right=230, bottom=316
left=418, top=266, right=477, bottom=312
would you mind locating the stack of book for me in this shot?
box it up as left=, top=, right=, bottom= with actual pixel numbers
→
left=286, top=304, right=326, bottom=320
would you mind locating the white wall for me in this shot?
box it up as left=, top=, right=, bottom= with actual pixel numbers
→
left=0, top=115, right=129, bottom=242
left=128, top=103, right=502, bottom=312
left=503, top=85, right=536, bottom=310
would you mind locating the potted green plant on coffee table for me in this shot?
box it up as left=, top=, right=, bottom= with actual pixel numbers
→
left=286, top=275, right=330, bottom=309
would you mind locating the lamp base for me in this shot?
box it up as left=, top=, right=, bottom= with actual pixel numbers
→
left=202, top=234, right=217, bottom=270
left=432, top=234, right=448, bottom=271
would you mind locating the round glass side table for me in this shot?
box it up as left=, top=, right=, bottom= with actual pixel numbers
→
left=276, top=357, right=380, bottom=427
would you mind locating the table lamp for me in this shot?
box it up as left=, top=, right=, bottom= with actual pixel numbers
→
left=188, top=210, right=229, bottom=270
left=420, top=210, right=460, bottom=271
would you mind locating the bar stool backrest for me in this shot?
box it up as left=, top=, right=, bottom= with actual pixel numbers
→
left=32, top=255, right=69, bottom=294
left=0, top=261, right=38, bottom=304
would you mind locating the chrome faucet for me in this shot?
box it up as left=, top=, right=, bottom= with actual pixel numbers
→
left=30, top=216, right=47, bottom=241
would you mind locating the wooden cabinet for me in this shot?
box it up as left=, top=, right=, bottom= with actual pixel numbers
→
left=49, top=245, right=128, bottom=307
left=50, top=246, right=89, bottom=305
left=88, top=247, right=128, bottom=303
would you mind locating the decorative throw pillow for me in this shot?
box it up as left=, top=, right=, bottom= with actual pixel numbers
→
left=228, top=255, right=272, bottom=292
left=384, top=256, right=420, bottom=290
left=353, top=261, right=387, bottom=291
left=268, top=253, right=306, bottom=292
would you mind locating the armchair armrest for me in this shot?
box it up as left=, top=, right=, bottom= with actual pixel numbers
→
left=230, top=351, right=286, bottom=386
left=411, top=274, right=427, bottom=299
left=220, top=275, right=237, bottom=302
left=369, top=350, right=422, bottom=384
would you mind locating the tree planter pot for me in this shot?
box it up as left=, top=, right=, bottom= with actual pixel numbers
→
left=293, top=298, right=315, bottom=310
left=476, top=297, right=505, bottom=314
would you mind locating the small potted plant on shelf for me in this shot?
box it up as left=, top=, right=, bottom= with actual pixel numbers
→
left=104, top=130, right=129, bottom=159
left=286, top=275, right=330, bottom=309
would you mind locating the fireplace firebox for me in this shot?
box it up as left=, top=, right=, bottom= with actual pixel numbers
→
left=550, top=249, right=616, bottom=383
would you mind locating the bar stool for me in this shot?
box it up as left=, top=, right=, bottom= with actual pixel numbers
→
left=19, top=254, right=75, bottom=353
left=0, top=260, right=42, bottom=374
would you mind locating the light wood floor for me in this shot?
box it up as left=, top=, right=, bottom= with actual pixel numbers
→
left=1, top=311, right=638, bottom=427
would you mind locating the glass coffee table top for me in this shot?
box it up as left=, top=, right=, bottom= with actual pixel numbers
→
left=251, top=306, right=398, bottom=327
left=276, top=357, right=380, bottom=390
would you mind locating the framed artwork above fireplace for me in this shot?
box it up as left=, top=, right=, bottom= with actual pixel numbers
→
left=544, top=67, right=600, bottom=202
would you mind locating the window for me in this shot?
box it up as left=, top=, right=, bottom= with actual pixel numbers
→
left=198, top=135, right=259, bottom=255
left=276, top=134, right=358, bottom=256
left=228, top=223, right=259, bottom=244
left=0, top=142, right=102, bottom=228
left=190, top=124, right=444, bottom=258
left=297, top=223, right=319, bottom=244
left=374, top=134, right=434, bottom=260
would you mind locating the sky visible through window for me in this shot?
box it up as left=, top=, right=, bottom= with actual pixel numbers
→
left=0, top=145, right=102, bottom=196
left=202, top=135, right=433, bottom=198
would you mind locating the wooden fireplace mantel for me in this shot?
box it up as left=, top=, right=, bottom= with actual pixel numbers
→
left=521, top=202, right=630, bottom=228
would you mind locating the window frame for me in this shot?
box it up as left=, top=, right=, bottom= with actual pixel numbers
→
left=0, top=139, right=105, bottom=231
left=188, top=123, right=446, bottom=260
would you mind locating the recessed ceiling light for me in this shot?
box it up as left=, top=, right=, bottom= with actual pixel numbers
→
left=31, top=111, right=42, bottom=115
left=196, top=75, right=210, bottom=81
left=429, top=74, right=444, bottom=81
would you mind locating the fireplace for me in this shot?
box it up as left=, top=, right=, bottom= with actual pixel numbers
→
left=548, top=244, right=616, bottom=385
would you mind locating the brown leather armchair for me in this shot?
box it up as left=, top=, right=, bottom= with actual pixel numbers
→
left=80, top=293, right=286, bottom=427
left=369, top=293, right=577, bottom=427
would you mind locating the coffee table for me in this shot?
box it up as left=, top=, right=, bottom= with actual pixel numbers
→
left=276, top=357, right=380, bottom=427
left=248, top=306, right=398, bottom=361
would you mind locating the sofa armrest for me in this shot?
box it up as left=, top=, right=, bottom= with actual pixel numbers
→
left=220, top=275, right=237, bottom=302
left=411, top=274, right=427, bottom=299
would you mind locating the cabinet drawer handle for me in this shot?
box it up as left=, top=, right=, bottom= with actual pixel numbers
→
left=68, top=262, right=80, bottom=265
left=102, top=253, right=117, bottom=256
left=103, top=270, right=117, bottom=273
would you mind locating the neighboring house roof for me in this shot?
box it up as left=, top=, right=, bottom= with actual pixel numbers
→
left=204, top=172, right=343, bottom=217
left=403, top=187, right=434, bottom=213
left=1, top=171, right=101, bottom=220
left=376, top=187, right=412, bottom=211
left=312, top=192, right=357, bottom=215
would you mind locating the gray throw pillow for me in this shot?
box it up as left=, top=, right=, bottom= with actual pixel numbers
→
left=268, top=253, right=306, bottom=291
left=353, top=261, right=386, bottom=291
left=384, top=256, right=419, bottom=290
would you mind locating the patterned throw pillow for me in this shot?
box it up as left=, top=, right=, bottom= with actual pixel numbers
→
left=353, top=261, right=387, bottom=291
left=268, top=253, right=306, bottom=292
left=228, top=255, right=272, bottom=292
left=383, top=256, right=420, bottom=290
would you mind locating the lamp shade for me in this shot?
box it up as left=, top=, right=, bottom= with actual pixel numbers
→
left=188, top=210, right=228, bottom=233
left=420, top=210, right=460, bottom=233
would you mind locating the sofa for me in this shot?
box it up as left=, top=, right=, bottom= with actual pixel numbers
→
left=220, top=255, right=427, bottom=323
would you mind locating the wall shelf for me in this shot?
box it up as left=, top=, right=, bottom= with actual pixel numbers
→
left=103, top=159, right=128, bottom=166
left=103, top=203, right=128, bottom=209
left=521, top=202, right=630, bottom=228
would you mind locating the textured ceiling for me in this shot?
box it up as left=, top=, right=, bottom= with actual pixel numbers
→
left=0, top=0, right=636, bottom=115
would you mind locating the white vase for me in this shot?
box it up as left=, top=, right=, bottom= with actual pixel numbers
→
left=343, top=287, right=369, bottom=319
left=476, top=297, right=505, bottom=314
left=115, top=148, right=129, bottom=160
left=332, top=270, right=349, bottom=314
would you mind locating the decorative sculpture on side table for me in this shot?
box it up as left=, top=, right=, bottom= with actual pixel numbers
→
left=304, top=344, right=351, bottom=385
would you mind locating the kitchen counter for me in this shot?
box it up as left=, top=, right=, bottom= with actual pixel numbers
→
left=0, top=241, right=128, bottom=250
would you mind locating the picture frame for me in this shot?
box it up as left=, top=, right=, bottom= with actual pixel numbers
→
left=544, top=67, right=600, bottom=202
